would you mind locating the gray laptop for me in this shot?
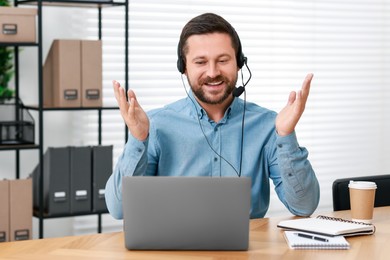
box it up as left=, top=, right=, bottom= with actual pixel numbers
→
left=122, top=176, right=251, bottom=250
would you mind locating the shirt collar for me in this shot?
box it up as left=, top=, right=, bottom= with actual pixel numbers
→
left=186, top=91, right=240, bottom=122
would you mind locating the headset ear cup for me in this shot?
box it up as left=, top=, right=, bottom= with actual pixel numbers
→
left=177, top=41, right=185, bottom=74
left=177, top=56, right=185, bottom=74
left=238, top=54, right=246, bottom=69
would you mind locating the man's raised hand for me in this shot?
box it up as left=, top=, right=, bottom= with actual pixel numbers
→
left=113, top=80, right=149, bottom=141
left=275, top=73, right=313, bottom=136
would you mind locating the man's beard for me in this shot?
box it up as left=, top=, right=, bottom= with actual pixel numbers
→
left=188, top=75, right=237, bottom=105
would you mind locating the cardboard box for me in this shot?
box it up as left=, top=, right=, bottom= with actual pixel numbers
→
left=0, top=180, right=9, bottom=242
left=43, top=39, right=103, bottom=108
left=43, top=40, right=81, bottom=108
left=9, top=179, right=32, bottom=241
left=81, top=40, right=103, bottom=107
left=0, top=7, right=37, bottom=43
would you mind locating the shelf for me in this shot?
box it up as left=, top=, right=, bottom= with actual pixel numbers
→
left=23, top=105, right=119, bottom=111
left=0, top=144, right=39, bottom=151
left=5, top=0, right=129, bottom=239
left=33, top=209, right=109, bottom=219
left=16, top=0, right=126, bottom=8
left=0, top=42, right=38, bottom=47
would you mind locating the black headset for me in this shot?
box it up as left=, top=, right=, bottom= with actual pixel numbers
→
left=178, top=29, right=250, bottom=177
left=176, top=29, right=247, bottom=74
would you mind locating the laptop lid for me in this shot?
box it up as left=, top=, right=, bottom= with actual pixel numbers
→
left=122, top=176, right=251, bottom=250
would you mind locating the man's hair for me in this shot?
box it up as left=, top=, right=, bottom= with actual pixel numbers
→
left=177, top=13, right=242, bottom=68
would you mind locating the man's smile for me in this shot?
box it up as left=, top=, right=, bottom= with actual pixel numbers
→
left=205, top=81, right=224, bottom=86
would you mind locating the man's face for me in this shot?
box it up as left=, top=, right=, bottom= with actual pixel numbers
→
left=184, top=33, right=239, bottom=105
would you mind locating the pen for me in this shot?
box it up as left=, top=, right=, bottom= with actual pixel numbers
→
left=295, top=232, right=329, bottom=242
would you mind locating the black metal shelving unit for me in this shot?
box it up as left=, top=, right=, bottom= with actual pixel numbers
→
left=1, top=0, right=129, bottom=239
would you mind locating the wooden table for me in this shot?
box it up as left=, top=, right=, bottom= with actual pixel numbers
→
left=1, top=206, right=389, bottom=260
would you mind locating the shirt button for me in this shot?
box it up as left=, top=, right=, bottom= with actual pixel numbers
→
left=278, top=144, right=283, bottom=148
left=214, top=157, right=218, bottom=162
left=136, top=148, right=142, bottom=153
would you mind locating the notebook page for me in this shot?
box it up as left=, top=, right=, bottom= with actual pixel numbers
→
left=283, top=231, right=350, bottom=250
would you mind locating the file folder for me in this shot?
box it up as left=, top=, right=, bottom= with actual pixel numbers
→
left=69, top=146, right=92, bottom=214
left=81, top=40, right=103, bottom=107
left=33, top=147, right=70, bottom=216
left=92, top=145, right=113, bottom=212
left=43, top=40, right=81, bottom=107
left=0, top=180, right=9, bottom=242
left=9, top=179, right=32, bottom=241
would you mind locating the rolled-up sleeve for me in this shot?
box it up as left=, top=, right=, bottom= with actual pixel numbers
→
left=272, top=131, right=320, bottom=216
left=105, top=135, right=148, bottom=219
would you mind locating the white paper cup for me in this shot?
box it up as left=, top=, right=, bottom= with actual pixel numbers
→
left=348, top=181, right=377, bottom=223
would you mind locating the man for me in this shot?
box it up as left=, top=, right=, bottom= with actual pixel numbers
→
left=105, top=13, right=320, bottom=219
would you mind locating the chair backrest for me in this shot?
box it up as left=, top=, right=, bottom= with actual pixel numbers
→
left=332, top=174, right=390, bottom=211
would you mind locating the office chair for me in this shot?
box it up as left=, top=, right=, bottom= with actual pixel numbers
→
left=332, top=174, right=390, bottom=211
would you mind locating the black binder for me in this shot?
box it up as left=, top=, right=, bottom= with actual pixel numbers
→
left=92, top=145, right=113, bottom=212
left=33, top=147, right=70, bottom=216
left=69, top=146, right=92, bottom=214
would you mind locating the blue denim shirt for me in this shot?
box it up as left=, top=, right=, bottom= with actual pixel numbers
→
left=105, top=93, right=320, bottom=219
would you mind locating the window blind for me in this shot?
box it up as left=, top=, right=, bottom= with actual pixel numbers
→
left=73, top=0, right=390, bottom=234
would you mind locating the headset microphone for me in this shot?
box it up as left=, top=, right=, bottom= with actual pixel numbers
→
left=233, top=86, right=245, bottom=97
left=232, top=57, right=252, bottom=98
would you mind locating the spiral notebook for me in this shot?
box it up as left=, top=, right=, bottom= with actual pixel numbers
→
left=283, top=231, right=350, bottom=250
left=277, top=215, right=375, bottom=237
